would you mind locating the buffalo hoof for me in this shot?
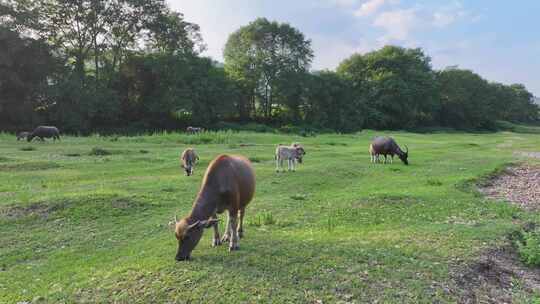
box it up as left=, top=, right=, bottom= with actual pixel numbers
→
left=229, top=245, right=239, bottom=251
left=176, top=255, right=190, bottom=261
left=212, top=238, right=222, bottom=247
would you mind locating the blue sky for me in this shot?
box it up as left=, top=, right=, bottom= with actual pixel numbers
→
left=170, top=0, right=540, bottom=96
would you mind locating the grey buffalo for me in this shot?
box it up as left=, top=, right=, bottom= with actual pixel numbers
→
left=370, top=136, right=409, bottom=165
left=27, top=126, right=61, bottom=142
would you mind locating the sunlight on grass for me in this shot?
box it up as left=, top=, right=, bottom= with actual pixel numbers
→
left=0, top=130, right=539, bottom=303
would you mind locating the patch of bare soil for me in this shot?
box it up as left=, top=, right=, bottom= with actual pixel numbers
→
left=0, top=202, right=62, bottom=220
left=515, top=151, right=540, bottom=159
left=453, top=246, right=540, bottom=303
left=479, top=165, right=540, bottom=210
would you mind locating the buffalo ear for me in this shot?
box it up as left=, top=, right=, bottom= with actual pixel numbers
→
left=168, top=215, right=178, bottom=230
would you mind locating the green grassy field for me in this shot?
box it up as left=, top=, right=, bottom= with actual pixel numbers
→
left=1, top=130, right=540, bottom=303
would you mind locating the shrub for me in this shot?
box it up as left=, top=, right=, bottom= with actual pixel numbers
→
left=290, top=194, right=307, bottom=201
left=249, top=157, right=262, bottom=163
left=279, top=124, right=301, bottom=134
left=178, top=131, right=233, bottom=145
left=211, top=121, right=242, bottom=131
left=64, top=153, right=81, bottom=157
left=248, top=212, right=276, bottom=226
left=89, top=147, right=112, bottom=156
left=211, top=122, right=275, bottom=133
left=426, top=179, right=443, bottom=186
left=516, top=229, right=540, bottom=266
left=242, top=123, right=275, bottom=133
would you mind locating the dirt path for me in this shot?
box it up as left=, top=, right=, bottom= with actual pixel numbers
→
left=479, top=164, right=540, bottom=210
left=453, top=246, right=540, bottom=303
left=468, top=158, right=540, bottom=302
left=515, top=151, right=540, bottom=159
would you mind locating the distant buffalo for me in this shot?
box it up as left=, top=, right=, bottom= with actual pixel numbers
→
left=370, top=136, right=409, bottom=165
left=186, top=126, right=204, bottom=134
left=180, top=148, right=199, bottom=176
left=16, top=132, right=30, bottom=141
left=275, top=143, right=306, bottom=172
left=27, top=126, right=61, bottom=142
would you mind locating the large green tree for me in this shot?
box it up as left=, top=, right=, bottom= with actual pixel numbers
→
left=489, top=83, right=539, bottom=123
left=224, top=18, right=313, bottom=121
left=303, top=71, right=365, bottom=132
left=0, top=26, right=58, bottom=130
left=116, top=54, right=235, bottom=129
left=1, top=0, right=205, bottom=132
left=436, top=68, right=496, bottom=129
left=338, top=46, right=438, bottom=129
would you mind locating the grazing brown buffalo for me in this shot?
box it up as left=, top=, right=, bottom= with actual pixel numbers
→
left=172, top=154, right=255, bottom=261
left=27, top=126, right=60, bottom=142
left=370, top=136, right=409, bottom=165
left=180, top=148, right=199, bottom=176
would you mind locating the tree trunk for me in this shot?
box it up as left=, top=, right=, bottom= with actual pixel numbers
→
left=94, top=37, right=99, bottom=83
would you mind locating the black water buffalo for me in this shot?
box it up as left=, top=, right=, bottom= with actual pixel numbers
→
left=27, top=126, right=61, bottom=142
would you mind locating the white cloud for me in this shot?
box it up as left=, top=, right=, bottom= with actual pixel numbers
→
left=354, top=0, right=386, bottom=17
left=433, top=12, right=457, bottom=27
left=431, top=2, right=470, bottom=28
left=168, top=1, right=262, bottom=61
left=310, top=34, right=375, bottom=69
left=329, top=0, right=359, bottom=7
left=373, top=8, right=419, bottom=42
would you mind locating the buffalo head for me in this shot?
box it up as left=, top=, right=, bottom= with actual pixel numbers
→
left=173, top=216, right=218, bottom=261
left=398, top=145, right=409, bottom=165
left=293, top=144, right=306, bottom=164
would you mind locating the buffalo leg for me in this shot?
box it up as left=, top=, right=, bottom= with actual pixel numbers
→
left=211, top=214, right=221, bottom=247
left=221, top=213, right=231, bottom=243
left=238, top=208, right=245, bottom=239
left=228, top=210, right=240, bottom=251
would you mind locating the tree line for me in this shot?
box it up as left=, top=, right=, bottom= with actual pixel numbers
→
left=1, top=0, right=538, bottom=134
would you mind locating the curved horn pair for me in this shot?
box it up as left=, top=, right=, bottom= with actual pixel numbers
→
left=405, top=145, right=409, bottom=153
left=186, top=218, right=219, bottom=230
